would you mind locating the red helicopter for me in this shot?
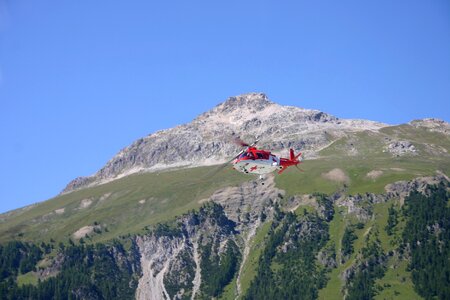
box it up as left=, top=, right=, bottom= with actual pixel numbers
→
left=231, top=137, right=303, bottom=179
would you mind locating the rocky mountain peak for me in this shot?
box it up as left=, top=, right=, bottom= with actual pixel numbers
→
left=216, top=92, right=272, bottom=113
left=196, top=92, right=275, bottom=124
left=62, top=93, right=388, bottom=194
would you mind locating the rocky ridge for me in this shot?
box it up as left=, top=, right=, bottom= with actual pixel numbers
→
left=410, top=118, right=450, bottom=135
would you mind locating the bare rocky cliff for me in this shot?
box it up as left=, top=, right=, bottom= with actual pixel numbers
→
left=62, top=93, right=386, bottom=193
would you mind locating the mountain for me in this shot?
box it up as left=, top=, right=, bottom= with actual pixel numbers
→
left=62, top=93, right=386, bottom=193
left=1, top=93, right=449, bottom=300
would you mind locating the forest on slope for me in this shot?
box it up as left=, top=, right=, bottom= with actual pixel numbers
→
left=0, top=181, right=449, bottom=299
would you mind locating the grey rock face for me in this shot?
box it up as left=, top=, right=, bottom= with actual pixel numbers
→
left=384, top=175, right=448, bottom=203
left=62, top=176, right=96, bottom=193
left=209, top=174, right=282, bottom=228
left=62, top=93, right=387, bottom=193
left=386, top=140, right=417, bottom=156
left=36, top=253, right=65, bottom=281
left=135, top=203, right=241, bottom=300
left=317, top=244, right=338, bottom=270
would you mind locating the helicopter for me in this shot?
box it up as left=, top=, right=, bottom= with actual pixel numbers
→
left=230, top=137, right=303, bottom=180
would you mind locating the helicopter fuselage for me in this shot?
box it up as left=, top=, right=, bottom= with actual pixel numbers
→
left=233, top=154, right=281, bottom=175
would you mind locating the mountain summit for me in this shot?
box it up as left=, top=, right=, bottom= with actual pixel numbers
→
left=212, top=92, right=273, bottom=113
left=63, top=93, right=388, bottom=193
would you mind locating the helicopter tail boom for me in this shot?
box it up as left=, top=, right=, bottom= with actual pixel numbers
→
left=278, top=149, right=302, bottom=174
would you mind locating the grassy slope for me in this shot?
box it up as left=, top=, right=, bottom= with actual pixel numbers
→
left=220, top=221, right=273, bottom=300
left=277, top=126, right=450, bottom=197
left=318, top=206, right=346, bottom=300
left=238, top=221, right=273, bottom=297
left=0, top=166, right=249, bottom=243
left=17, top=272, right=39, bottom=286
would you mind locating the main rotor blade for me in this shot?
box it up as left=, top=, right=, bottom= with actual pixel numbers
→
left=251, top=138, right=259, bottom=147
left=205, top=149, right=245, bottom=179
left=295, top=165, right=305, bottom=172
left=233, top=137, right=250, bottom=147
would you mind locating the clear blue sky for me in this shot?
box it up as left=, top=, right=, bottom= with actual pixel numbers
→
left=1, top=0, right=449, bottom=213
